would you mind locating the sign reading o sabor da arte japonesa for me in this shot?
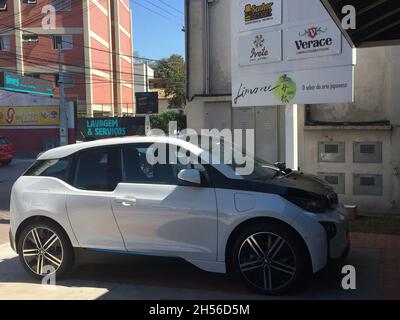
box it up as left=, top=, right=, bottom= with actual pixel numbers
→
left=240, top=0, right=282, bottom=32
left=232, top=65, right=353, bottom=107
left=286, top=20, right=342, bottom=60
left=239, top=30, right=282, bottom=66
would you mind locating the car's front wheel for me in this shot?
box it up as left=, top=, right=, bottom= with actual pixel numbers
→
left=17, top=221, right=74, bottom=280
left=231, top=223, right=310, bottom=295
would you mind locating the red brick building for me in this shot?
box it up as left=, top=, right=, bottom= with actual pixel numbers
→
left=0, top=0, right=135, bottom=116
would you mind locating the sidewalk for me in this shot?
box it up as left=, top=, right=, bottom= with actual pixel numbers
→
left=0, top=213, right=9, bottom=245
left=350, top=233, right=400, bottom=300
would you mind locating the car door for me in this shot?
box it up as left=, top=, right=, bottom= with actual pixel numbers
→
left=66, top=146, right=125, bottom=250
left=111, top=143, right=218, bottom=261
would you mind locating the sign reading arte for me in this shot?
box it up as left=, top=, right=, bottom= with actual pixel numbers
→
left=239, top=30, right=282, bottom=66
left=286, top=20, right=342, bottom=60
left=240, top=0, right=282, bottom=31
left=0, top=106, right=60, bottom=126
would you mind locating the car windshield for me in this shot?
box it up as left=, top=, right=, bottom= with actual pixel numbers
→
left=189, top=135, right=281, bottom=180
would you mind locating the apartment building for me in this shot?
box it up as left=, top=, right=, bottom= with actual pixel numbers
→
left=0, top=0, right=135, bottom=116
left=185, top=0, right=400, bottom=214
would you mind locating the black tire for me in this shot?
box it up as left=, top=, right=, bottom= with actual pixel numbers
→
left=230, top=223, right=310, bottom=295
left=1, top=160, right=11, bottom=166
left=17, top=220, right=74, bottom=280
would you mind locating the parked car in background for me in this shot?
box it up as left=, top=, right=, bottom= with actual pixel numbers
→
left=0, top=136, right=15, bottom=166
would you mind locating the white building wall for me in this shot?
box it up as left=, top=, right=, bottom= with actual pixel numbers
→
left=186, top=0, right=400, bottom=214
left=134, top=63, right=154, bottom=93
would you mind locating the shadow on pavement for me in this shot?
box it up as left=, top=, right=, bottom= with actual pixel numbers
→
left=0, top=246, right=383, bottom=300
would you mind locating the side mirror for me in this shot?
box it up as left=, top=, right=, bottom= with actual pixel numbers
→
left=178, top=169, right=202, bottom=186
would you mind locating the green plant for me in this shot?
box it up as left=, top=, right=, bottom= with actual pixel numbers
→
left=150, top=111, right=187, bottom=134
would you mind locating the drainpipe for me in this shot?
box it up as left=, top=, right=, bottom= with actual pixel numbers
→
left=204, top=0, right=210, bottom=95
left=185, top=0, right=190, bottom=100
left=187, top=0, right=230, bottom=101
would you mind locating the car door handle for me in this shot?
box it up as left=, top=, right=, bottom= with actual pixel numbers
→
left=115, top=197, right=137, bottom=207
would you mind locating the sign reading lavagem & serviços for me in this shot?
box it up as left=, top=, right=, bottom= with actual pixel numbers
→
left=231, top=0, right=355, bottom=107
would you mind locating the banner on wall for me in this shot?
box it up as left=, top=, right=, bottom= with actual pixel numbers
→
left=239, top=0, right=282, bottom=32
left=0, top=106, right=60, bottom=126
left=239, top=30, right=282, bottom=66
left=232, top=0, right=355, bottom=107
left=233, top=66, right=353, bottom=107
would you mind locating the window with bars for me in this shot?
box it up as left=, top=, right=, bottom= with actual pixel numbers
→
left=53, top=35, right=73, bottom=50
left=51, top=0, right=71, bottom=11
left=0, top=0, right=7, bottom=11
left=0, top=36, right=10, bottom=51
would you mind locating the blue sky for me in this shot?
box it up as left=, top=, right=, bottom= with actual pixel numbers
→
left=131, top=0, right=185, bottom=61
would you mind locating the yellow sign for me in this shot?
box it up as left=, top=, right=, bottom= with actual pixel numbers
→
left=0, top=106, right=60, bottom=126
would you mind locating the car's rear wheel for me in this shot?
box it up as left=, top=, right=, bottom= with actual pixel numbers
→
left=17, top=221, right=74, bottom=280
left=1, top=160, right=11, bottom=166
left=231, top=223, right=309, bottom=295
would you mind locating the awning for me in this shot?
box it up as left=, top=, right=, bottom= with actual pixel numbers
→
left=321, top=0, right=400, bottom=47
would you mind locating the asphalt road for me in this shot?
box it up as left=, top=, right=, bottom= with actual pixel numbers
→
left=0, top=159, right=384, bottom=300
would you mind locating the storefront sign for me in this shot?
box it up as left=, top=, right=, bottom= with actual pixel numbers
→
left=77, top=117, right=146, bottom=139
left=286, top=20, right=342, bottom=60
left=0, top=106, right=60, bottom=126
left=239, top=0, right=282, bottom=32
left=239, top=30, right=282, bottom=66
left=231, top=0, right=355, bottom=107
left=233, top=66, right=353, bottom=107
left=0, top=72, right=53, bottom=97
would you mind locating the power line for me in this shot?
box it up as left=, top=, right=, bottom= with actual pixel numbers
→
left=132, top=0, right=183, bottom=27
left=155, top=0, right=184, bottom=15
left=143, top=0, right=183, bottom=21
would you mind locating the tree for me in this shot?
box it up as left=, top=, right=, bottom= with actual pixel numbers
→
left=153, top=54, right=186, bottom=108
left=150, top=111, right=187, bottom=134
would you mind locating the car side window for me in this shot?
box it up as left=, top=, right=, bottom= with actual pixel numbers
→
left=122, top=144, right=176, bottom=185
left=122, top=144, right=209, bottom=186
left=73, top=147, right=121, bottom=191
left=24, top=158, right=71, bottom=182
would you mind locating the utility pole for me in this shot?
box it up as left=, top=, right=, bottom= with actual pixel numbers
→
left=145, top=60, right=149, bottom=92
left=58, top=43, right=68, bottom=146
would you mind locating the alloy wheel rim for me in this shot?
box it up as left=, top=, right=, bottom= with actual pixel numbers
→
left=238, top=232, right=297, bottom=291
left=22, top=227, right=64, bottom=276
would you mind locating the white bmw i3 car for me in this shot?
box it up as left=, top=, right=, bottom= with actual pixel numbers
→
left=9, top=136, right=349, bottom=294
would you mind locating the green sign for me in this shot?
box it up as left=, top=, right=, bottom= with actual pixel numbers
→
left=0, top=72, right=53, bottom=97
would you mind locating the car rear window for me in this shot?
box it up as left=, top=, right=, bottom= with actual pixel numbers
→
left=24, top=158, right=72, bottom=182
left=0, top=138, right=10, bottom=145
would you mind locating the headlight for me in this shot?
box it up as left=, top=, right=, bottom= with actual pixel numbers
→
left=286, top=196, right=328, bottom=213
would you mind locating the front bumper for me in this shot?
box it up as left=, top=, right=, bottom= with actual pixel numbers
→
left=317, top=205, right=350, bottom=260
left=9, top=228, right=16, bottom=253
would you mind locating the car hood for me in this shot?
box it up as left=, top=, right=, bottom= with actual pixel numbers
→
left=264, top=171, right=335, bottom=197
